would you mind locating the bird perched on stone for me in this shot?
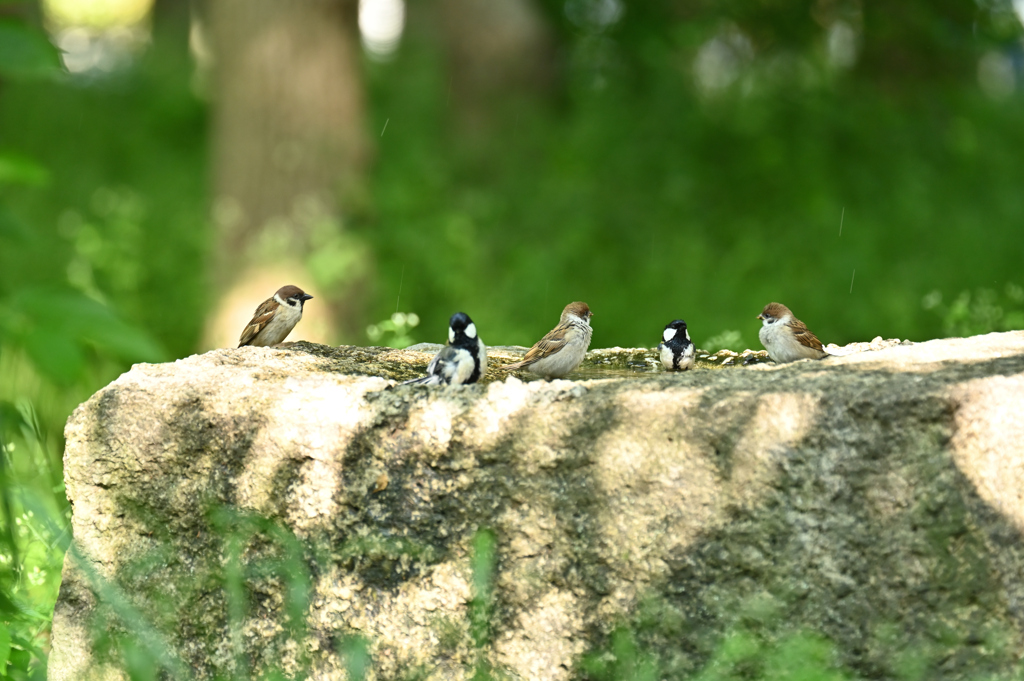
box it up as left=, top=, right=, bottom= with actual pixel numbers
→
left=658, top=319, right=695, bottom=371
left=757, top=302, right=827, bottom=363
left=502, top=301, right=594, bottom=379
left=238, top=285, right=313, bottom=347
left=401, top=312, right=487, bottom=386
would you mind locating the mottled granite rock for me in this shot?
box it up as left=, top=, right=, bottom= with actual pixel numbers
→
left=50, top=332, right=1024, bottom=681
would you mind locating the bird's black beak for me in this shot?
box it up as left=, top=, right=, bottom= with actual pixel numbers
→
left=756, top=314, right=764, bottom=320
left=301, top=294, right=314, bottom=301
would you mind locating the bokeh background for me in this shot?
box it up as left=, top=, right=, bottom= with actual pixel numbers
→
left=1, top=0, right=1023, bottom=676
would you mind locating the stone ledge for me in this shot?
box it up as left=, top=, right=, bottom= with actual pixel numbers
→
left=50, top=331, right=1024, bottom=681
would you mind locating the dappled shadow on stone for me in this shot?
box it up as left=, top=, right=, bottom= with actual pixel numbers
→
left=51, top=332, right=1024, bottom=681
left=649, top=392, right=1024, bottom=681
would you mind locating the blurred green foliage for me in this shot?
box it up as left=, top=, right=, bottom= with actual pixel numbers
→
left=923, top=283, right=1024, bottom=337
left=580, top=625, right=857, bottom=681
left=367, top=311, right=422, bottom=349
left=469, top=528, right=498, bottom=681
left=364, top=2, right=1024, bottom=351
left=0, top=6, right=182, bottom=678
left=579, top=594, right=1024, bottom=681
left=0, top=16, right=61, bottom=80
left=0, top=399, right=68, bottom=680
left=0, top=12, right=207, bottom=361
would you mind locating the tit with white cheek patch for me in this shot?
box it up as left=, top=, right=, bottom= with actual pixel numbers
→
left=757, top=302, right=827, bottom=363
left=401, top=312, right=487, bottom=386
left=238, top=285, right=313, bottom=347
left=658, top=319, right=694, bottom=371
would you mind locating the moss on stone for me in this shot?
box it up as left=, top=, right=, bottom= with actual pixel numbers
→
left=51, top=333, right=1024, bottom=681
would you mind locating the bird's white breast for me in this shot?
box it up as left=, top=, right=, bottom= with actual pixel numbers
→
left=677, top=343, right=695, bottom=369
left=252, top=303, right=303, bottom=346
left=659, top=343, right=675, bottom=369
left=759, top=317, right=817, bottom=363
left=451, top=348, right=476, bottom=384
left=476, top=338, right=488, bottom=378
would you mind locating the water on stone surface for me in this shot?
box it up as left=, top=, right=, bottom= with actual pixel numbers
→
left=403, top=344, right=773, bottom=383
left=512, top=350, right=773, bottom=381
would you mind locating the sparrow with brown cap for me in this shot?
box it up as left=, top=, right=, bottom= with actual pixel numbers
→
left=502, top=301, right=594, bottom=379
left=238, top=285, right=313, bottom=347
left=757, top=302, right=827, bottom=363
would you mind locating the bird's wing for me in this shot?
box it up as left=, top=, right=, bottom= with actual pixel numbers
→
left=401, top=374, right=442, bottom=386
left=503, top=323, right=571, bottom=370
left=401, top=346, right=470, bottom=386
left=787, top=319, right=824, bottom=351
left=238, top=299, right=280, bottom=347
left=432, top=347, right=477, bottom=384
left=427, top=346, right=458, bottom=381
left=402, top=346, right=462, bottom=386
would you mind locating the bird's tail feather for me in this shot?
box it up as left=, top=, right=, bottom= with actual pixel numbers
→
left=400, top=375, right=441, bottom=386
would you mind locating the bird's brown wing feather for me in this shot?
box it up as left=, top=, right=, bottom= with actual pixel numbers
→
left=502, top=323, right=570, bottom=370
left=787, top=319, right=824, bottom=351
left=238, top=299, right=279, bottom=347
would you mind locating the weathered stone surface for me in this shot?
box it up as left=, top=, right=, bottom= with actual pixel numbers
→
left=51, top=332, right=1024, bottom=680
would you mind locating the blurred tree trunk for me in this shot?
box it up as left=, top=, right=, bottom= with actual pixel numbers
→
left=204, top=0, right=370, bottom=348
left=434, top=0, right=556, bottom=133
left=857, top=0, right=977, bottom=87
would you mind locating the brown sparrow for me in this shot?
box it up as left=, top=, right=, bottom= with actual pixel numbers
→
left=238, top=285, right=313, bottom=347
left=502, top=301, right=593, bottom=379
left=757, top=302, right=827, bottom=363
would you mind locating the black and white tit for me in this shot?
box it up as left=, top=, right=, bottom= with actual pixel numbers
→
left=238, top=285, right=313, bottom=347
left=402, top=312, right=487, bottom=386
left=757, top=302, right=827, bottom=363
left=658, top=319, right=694, bottom=371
